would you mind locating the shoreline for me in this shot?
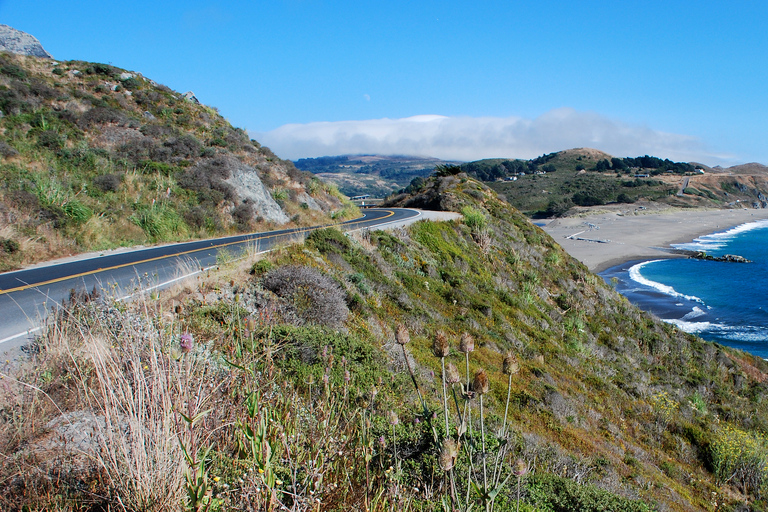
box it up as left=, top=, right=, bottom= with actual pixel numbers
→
left=540, top=206, right=768, bottom=273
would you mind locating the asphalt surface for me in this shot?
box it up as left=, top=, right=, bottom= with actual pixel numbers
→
left=0, top=208, right=421, bottom=355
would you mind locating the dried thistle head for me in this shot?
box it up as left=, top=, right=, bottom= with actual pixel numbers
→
left=512, top=459, right=528, bottom=477
left=503, top=353, right=520, bottom=376
left=395, top=324, right=410, bottom=345
left=445, top=362, right=461, bottom=384
left=473, top=369, right=490, bottom=395
left=387, top=410, right=399, bottom=426
left=179, top=332, right=194, bottom=353
left=432, top=331, right=450, bottom=358
left=459, top=332, right=474, bottom=353
left=439, top=438, right=459, bottom=471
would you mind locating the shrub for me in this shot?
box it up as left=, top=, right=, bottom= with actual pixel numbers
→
left=526, top=472, right=652, bottom=511
left=36, top=129, right=64, bottom=150
left=232, top=202, right=253, bottom=227
left=121, top=77, right=142, bottom=90
left=0, top=140, right=19, bottom=158
left=79, top=106, right=127, bottom=127
left=711, top=424, right=768, bottom=497
left=0, top=238, right=20, bottom=254
left=262, top=265, right=349, bottom=327
left=461, top=205, right=488, bottom=230
left=306, top=227, right=351, bottom=254
left=249, top=259, right=273, bottom=276
left=93, top=173, right=122, bottom=192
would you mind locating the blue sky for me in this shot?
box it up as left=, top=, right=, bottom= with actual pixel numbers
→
left=3, top=1, right=767, bottom=165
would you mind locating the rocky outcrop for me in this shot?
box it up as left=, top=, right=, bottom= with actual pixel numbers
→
left=226, top=164, right=290, bottom=224
left=0, top=24, right=52, bottom=58
left=691, top=251, right=751, bottom=263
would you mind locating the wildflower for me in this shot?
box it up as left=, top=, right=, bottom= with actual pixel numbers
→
left=213, top=476, right=221, bottom=483
left=473, top=369, right=490, bottom=395
left=395, top=324, right=410, bottom=345
left=459, top=332, right=474, bottom=353
left=503, top=353, right=520, bottom=376
left=439, top=437, right=459, bottom=471
left=387, top=410, right=399, bottom=426
left=432, top=330, right=450, bottom=358
left=180, top=332, right=194, bottom=353
left=344, top=370, right=351, bottom=383
left=445, top=362, right=461, bottom=384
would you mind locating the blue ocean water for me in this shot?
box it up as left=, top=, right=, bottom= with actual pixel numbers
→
left=600, top=219, right=768, bottom=359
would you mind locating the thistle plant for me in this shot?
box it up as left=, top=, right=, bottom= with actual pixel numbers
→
left=433, top=330, right=451, bottom=436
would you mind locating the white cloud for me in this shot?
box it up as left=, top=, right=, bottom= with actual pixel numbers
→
left=252, top=108, right=733, bottom=165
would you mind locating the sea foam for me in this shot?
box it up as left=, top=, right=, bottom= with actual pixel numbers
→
left=628, top=261, right=704, bottom=303
left=672, top=218, right=768, bottom=252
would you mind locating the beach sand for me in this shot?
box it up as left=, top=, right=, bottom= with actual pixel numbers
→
left=541, top=206, right=768, bottom=273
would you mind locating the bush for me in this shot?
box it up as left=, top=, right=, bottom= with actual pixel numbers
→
left=79, top=107, right=127, bottom=127
left=0, top=140, right=19, bottom=158
left=93, top=173, right=122, bottom=192
left=262, top=265, right=349, bottom=327
left=36, top=130, right=64, bottom=150
left=461, top=205, right=488, bottom=230
left=0, top=238, right=20, bottom=254
left=232, top=202, right=253, bottom=227
left=711, top=424, right=768, bottom=497
left=526, top=472, right=652, bottom=512
left=306, top=227, right=351, bottom=254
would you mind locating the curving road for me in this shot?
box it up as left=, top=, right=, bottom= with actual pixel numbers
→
left=0, top=208, right=421, bottom=353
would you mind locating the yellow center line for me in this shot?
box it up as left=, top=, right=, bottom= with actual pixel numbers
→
left=0, top=210, right=395, bottom=295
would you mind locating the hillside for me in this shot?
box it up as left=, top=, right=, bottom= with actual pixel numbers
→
left=0, top=51, right=354, bottom=271
left=470, top=148, right=768, bottom=217
left=294, top=154, right=460, bottom=198
left=3, top=172, right=767, bottom=511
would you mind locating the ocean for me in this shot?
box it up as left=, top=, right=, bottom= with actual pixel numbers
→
left=600, top=219, right=768, bottom=359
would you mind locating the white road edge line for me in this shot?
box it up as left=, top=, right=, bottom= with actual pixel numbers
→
left=1, top=209, right=423, bottom=347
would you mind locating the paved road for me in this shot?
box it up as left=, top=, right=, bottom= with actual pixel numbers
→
left=0, top=208, right=420, bottom=353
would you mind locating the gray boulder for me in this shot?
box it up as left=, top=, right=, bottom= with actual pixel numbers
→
left=183, top=91, right=200, bottom=104
left=0, top=24, right=53, bottom=58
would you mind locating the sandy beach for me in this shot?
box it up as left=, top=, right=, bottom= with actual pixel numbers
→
left=541, top=205, right=768, bottom=273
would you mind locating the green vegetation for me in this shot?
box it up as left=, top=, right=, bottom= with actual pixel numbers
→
left=0, top=52, right=351, bottom=271
left=4, top=174, right=768, bottom=511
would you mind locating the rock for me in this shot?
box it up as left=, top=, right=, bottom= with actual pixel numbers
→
left=183, top=91, right=200, bottom=104
left=143, top=111, right=156, bottom=120
left=119, top=72, right=134, bottom=80
left=691, top=251, right=751, bottom=263
left=225, top=161, right=290, bottom=224
left=0, top=24, right=53, bottom=58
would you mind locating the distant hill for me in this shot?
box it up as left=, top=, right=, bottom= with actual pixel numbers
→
left=294, top=154, right=461, bottom=197
left=462, top=148, right=768, bottom=217
left=0, top=50, right=352, bottom=271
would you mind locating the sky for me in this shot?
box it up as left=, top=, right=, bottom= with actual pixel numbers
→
left=3, top=0, right=768, bottom=166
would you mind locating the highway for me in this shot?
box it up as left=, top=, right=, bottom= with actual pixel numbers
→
left=0, top=208, right=420, bottom=353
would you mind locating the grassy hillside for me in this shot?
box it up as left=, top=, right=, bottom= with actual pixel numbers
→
left=460, top=149, right=768, bottom=217
left=3, top=173, right=767, bottom=511
left=0, top=52, right=355, bottom=271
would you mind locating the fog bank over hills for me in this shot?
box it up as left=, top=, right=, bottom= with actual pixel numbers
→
left=255, top=108, right=740, bottom=166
